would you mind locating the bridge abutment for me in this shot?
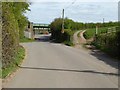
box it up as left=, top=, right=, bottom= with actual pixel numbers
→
left=24, top=22, right=50, bottom=39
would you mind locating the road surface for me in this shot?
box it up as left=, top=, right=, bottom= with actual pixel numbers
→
left=4, top=34, right=118, bottom=88
left=73, top=30, right=87, bottom=49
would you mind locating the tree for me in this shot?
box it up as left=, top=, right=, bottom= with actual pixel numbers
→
left=12, top=2, right=30, bottom=39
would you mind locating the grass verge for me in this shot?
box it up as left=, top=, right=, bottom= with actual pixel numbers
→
left=20, top=37, right=34, bottom=43
left=77, top=31, right=81, bottom=38
left=63, top=40, right=74, bottom=46
left=2, top=46, right=25, bottom=78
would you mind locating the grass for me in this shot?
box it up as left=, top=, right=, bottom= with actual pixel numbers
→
left=63, top=40, right=74, bottom=46
left=20, top=37, right=34, bottom=43
left=2, top=46, right=25, bottom=78
left=84, top=27, right=111, bottom=39
left=77, top=31, right=81, bottom=38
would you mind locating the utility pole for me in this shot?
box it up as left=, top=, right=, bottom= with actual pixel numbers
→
left=103, top=18, right=105, bottom=23
left=103, top=18, right=105, bottom=27
left=61, top=9, right=64, bottom=33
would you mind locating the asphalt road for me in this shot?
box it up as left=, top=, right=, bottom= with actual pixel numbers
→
left=4, top=34, right=118, bottom=88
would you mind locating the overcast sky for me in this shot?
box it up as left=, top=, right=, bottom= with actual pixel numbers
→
left=25, top=0, right=119, bottom=24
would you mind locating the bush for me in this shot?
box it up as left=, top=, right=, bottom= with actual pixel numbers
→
left=116, top=27, right=120, bottom=58
left=93, top=32, right=118, bottom=58
left=84, top=27, right=109, bottom=39
left=50, top=18, right=80, bottom=45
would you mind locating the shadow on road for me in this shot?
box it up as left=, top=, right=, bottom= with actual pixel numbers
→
left=34, top=34, right=60, bottom=44
left=90, top=50, right=119, bottom=70
left=18, top=66, right=119, bottom=76
left=35, top=35, right=50, bottom=42
left=33, top=34, right=119, bottom=74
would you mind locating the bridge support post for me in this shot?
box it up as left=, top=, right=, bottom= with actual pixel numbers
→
left=30, top=22, right=34, bottom=39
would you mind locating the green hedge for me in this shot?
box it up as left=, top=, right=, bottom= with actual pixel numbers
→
left=93, top=32, right=118, bottom=58
left=50, top=18, right=79, bottom=45
left=2, top=46, right=25, bottom=78
left=2, top=2, right=19, bottom=69
left=2, top=2, right=29, bottom=75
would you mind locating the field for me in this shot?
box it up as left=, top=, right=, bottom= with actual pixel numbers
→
left=83, top=27, right=116, bottom=39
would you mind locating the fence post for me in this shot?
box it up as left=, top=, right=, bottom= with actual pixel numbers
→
left=94, top=25, right=98, bottom=43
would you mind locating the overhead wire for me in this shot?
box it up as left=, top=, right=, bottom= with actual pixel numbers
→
left=64, top=0, right=77, bottom=10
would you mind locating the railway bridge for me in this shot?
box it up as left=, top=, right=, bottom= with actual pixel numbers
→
left=24, top=22, right=50, bottom=39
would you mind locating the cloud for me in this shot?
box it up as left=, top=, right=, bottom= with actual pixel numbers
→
left=29, top=0, right=119, bottom=2
left=25, top=1, right=118, bottom=23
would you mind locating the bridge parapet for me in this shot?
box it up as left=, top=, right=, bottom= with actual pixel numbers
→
left=33, top=23, right=49, bottom=27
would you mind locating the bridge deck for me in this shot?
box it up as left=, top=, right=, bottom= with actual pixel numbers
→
left=33, top=23, right=50, bottom=28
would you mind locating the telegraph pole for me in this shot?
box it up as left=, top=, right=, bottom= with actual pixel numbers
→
left=103, top=18, right=105, bottom=27
left=103, top=18, right=105, bottom=23
left=62, top=9, right=64, bottom=33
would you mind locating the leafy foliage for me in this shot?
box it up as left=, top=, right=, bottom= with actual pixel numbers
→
left=116, top=26, right=120, bottom=58
left=12, top=2, right=30, bottom=39
left=50, top=18, right=84, bottom=44
left=83, top=21, right=119, bottom=58
left=2, top=46, right=25, bottom=78
left=92, top=27, right=119, bottom=58
left=50, top=18, right=63, bottom=41
left=50, top=17, right=118, bottom=47
left=93, top=32, right=118, bottom=57
left=2, top=2, right=29, bottom=74
left=2, top=2, right=19, bottom=69
left=84, top=27, right=110, bottom=39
